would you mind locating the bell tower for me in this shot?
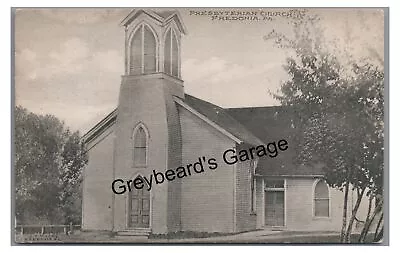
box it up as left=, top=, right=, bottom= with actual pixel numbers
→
left=122, top=9, right=185, bottom=80
left=112, top=9, right=187, bottom=234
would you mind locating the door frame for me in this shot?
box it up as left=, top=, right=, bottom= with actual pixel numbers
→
left=264, top=178, right=286, bottom=228
left=125, top=173, right=152, bottom=229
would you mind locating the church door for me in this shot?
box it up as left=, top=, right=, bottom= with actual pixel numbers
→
left=265, top=191, right=285, bottom=227
left=129, top=179, right=150, bottom=228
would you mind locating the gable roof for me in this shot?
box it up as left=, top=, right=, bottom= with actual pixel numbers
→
left=120, top=9, right=187, bottom=34
left=178, top=94, right=264, bottom=146
left=81, top=108, right=117, bottom=144
left=156, top=10, right=177, bottom=19
left=226, top=106, right=296, bottom=144
left=226, top=106, right=325, bottom=177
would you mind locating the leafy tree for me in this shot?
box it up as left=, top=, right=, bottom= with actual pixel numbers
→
left=265, top=12, right=384, bottom=243
left=14, top=106, right=87, bottom=225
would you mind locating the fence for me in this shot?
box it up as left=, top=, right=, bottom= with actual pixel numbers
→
left=15, top=223, right=81, bottom=242
left=15, top=223, right=81, bottom=235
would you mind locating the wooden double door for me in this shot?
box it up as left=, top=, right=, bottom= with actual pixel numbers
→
left=129, top=184, right=150, bottom=228
left=265, top=191, right=285, bottom=227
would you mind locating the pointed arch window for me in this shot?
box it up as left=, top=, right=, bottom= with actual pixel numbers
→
left=314, top=180, right=330, bottom=217
left=130, top=24, right=157, bottom=75
left=133, top=125, right=148, bottom=166
left=164, top=28, right=179, bottom=78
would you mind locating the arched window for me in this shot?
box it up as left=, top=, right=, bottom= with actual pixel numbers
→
left=171, top=31, right=179, bottom=77
left=164, top=30, right=171, bottom=75
left=130, top=28, right=142, bottom=75
left=314, top=180, right=330, bottom=217
left=133, top=126, right=147, bottom=166
left=164, top=28, right=179, bottom=77
left=143, top=26, right=156, bottom=73
left=129, top=24, right=157, bottom=75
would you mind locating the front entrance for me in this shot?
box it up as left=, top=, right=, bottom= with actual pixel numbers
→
left=264, top=179, right=285, bottom=227
left=129, top=177, right=150, bottom=228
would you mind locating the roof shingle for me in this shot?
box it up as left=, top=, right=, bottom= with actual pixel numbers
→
left=226, top=106, right=325, bottom=176
left=183, top=94, right=264, bottom=146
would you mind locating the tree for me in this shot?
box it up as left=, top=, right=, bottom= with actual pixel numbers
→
left=14, top=106, right=87, bottom=225
left=265, top=12, right=384, bottom=243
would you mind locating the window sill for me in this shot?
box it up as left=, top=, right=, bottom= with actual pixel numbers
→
left=312, top=216, right=331, bottom=220
left=132, top=165, right=148, bottom=169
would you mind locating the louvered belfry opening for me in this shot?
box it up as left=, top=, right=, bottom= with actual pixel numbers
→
left=164, top=28, right=179, bottom=78
left=129, top=24, right=157, bottom=75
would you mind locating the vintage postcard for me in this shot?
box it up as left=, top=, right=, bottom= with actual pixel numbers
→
left=13, top=7, right=386, bottom=244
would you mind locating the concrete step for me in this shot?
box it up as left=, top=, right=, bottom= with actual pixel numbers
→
left=117, top=228, right=151, bottom=237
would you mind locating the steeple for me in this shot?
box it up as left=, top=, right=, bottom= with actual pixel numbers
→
left=113, top=9, right=186, bottom=233
left=120, top=9, right=187, bottom=79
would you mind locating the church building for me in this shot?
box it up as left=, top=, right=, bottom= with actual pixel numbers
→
left=81, top=9, right=366, bottom=236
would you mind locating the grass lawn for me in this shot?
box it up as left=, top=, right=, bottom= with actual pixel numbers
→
left=15, top=230, right=380, bottom=244
left=237, top=233, right=378, bottom=244
left=148, top=231, right=238, bottom=240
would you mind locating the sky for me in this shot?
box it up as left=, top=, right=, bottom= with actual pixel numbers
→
left=14, top=8, right=384, bottom=133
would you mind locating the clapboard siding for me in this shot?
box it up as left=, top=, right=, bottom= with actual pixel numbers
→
left=179, top=106, right=236, bottom=233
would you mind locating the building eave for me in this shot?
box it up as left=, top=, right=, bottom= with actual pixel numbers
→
left=120, top=9, right=164, bottom=27
left=81, top=108, right=118, bottom=144
left=120, top=9, right=187, bottom=35
left=174, top=97, right=243, bottom=144
left=163, top=12, right=188, bottom=35
left=254, top=174, right=325, bottom=178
